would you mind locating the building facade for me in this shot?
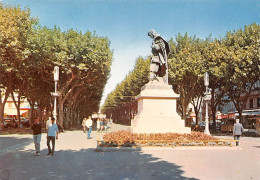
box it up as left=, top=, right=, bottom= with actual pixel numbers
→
left=3, top=94, right=30, bottom=118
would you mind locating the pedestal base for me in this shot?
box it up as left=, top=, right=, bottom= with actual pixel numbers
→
left=131, top=80, right=191, bottom=134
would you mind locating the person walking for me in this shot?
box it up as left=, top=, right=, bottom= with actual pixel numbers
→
left=46, top=117, right=52, bottom=129
left=100, top=119, right=104, bottom=132
left=109, top=118, right=113, bottom=127
left=47, top=117, right=59, bottom=156
left=82, top=118, right=87, bottom=133
left=104, top=119, right=108, bottom=131
left=97, top=118, right=101, bottom=132
left=85, top=116, right=93, bottom=139
left=233, top=119, right=244, bottom=146
left=31, top=118, right=42, bottom=156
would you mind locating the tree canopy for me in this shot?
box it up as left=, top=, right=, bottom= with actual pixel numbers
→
left=0, top=4, right=113, bottom=129
left=102, top=23, right=260, bottom=130
left=102, top=56, right=149, bottom=124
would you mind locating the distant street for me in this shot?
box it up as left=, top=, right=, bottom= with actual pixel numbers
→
left=0, top=124, right=259, bottom=180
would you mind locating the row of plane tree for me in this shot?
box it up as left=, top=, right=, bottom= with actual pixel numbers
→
left=102, top=23, right=260, bottom=132
left=0, top=4, right=113, bottom=129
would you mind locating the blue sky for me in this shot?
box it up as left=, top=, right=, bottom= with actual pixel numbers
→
left=2, top=0, right=260, bottom=106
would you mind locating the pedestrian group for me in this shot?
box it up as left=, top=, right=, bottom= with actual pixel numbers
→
left=31, top=117, right=244, bottom=156
left=31, top=116, right=109, bottom=156
left=31, top=117, right=59, bottom=156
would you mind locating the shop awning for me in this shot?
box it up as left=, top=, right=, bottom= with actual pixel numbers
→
left=235, top=109, right=260, bottom=116
left=92, top=113, right=106, bottom=119
left=4, top=109, right=29, bottom=116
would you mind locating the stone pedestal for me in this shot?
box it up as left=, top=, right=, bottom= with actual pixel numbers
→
left=131, top=80, right=191, bottom=134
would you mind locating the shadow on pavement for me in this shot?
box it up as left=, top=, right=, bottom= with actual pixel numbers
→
left=0, top=128, right=48, bottom=135
left=0, top=147, right=198, bottom=180
left=0, top=136, right=32, bottom=152
left=212, top=131, right=260, bottom=138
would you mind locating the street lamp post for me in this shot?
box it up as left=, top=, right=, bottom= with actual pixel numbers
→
left=53, top=66, right=59, bottom=122
left=204, top=72, right=211, bottom=135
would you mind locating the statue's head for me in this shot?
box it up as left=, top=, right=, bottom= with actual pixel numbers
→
left=148, top=29, right=159, bottom=39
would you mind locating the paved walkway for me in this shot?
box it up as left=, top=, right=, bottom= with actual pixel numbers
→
left=0, top=124, right=259, bottom=180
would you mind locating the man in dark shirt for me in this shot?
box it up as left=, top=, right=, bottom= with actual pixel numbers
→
left=31, top=118, right=42, bottom=156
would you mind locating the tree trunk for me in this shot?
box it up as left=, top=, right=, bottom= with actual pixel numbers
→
left=238, top=111, right=243, bottom=122
left=211, top=106, right=217, bottom=133
left=64, top=105, right=72, bottom=129
left=0, top=89, right=10, bottom=130
left=210, top=90, right=216, bottom=133
left=37, top=105, right=43, bottom=121
left=28, top=99, right=36, bottom=126
left=0, top=105, right=5, bottom=131
left=230, top=82, right=255, bottom=125
left=192, top=96, right=203, bottom=125
left=182, top=97, right=186, bottom=120
left=42, top=109, right=49, bottom=125
left=233, top=100, right=245, bottom=124
left=11, top=91, right=21, bottom=127
left=58, top=96, right=64, bottom=128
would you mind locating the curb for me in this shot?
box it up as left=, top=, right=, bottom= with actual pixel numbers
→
left=96, top=147, right=142, bottom=152
left=96, top=146, right=242, bottom=152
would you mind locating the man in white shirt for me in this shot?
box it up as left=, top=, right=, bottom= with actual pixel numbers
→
left=85, top=116, right=93, bottom=139
left=47, top=117, right=59, bottom=156
left=46, top=117, right=52, bottom=129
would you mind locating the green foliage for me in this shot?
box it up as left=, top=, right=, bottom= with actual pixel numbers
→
left=0, top=4, right=39, bottom=128
left=222, top=23, right=260, bottom=119
left=0, top=3, right=259, bottom=128
left=0, top=4, right=38, bottom=88
left=0, top=4, right=113, bottom=128
left=168, top=33, right=205, bottom=120
left=102, top=57, right=149, bottom=123
left=103, top=23, right=260, bottom=127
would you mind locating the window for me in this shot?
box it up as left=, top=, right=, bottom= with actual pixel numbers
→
left=257, top=98, right=260, bottom=108
left=249, top=99, right=253, bottom=108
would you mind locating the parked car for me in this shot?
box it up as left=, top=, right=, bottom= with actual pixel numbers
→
left=4, top=118, right=15, bottom=128
left=198, top=121, right=206, bottom=127
left=21, top=117, right=30, bottom=127
left=191, top=122, right=205, bottom=132
left=209, top=122, right=221, bottom=131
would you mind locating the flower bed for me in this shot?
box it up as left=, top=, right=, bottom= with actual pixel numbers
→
left=99, top=130, right=233, bottom=147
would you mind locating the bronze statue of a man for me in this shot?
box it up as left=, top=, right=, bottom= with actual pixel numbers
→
left=148, top=29, right=170, bottom=84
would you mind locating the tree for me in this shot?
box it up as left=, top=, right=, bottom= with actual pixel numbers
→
left=47, top=29, right=113, bottom=128
left=102, top=56, right=149, bottom=124
left=201, top=38, right=231, bottom=131
left=223, top=23, right=260, bottom=122
left=168, top=33, right=205, bottom=122
left=0, top=4, right=38, bottom=129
